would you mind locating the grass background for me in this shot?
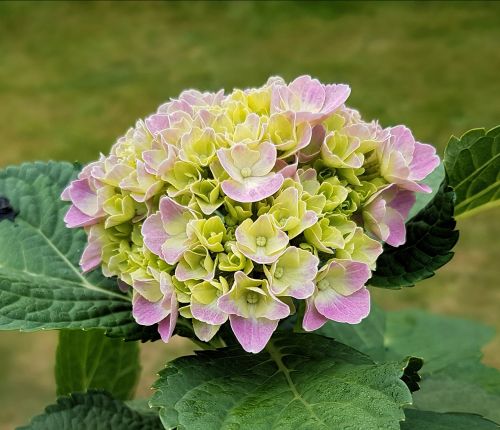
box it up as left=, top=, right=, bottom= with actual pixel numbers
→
left=1, top=1, right=499, bottom=428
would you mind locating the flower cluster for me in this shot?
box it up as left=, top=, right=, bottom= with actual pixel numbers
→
left=62, top=76, right=439, bottom=353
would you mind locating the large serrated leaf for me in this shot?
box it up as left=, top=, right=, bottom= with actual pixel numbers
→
left=320, top=306, right=500, bottom=423
left=18, top=390, right=163, bottom=430
left=55, top=329, right=141, bottom=400
left=0, top=162, right=150, bottom=339
left=150, top=332, right=413, bottom=430
left=444, top=125, right=500, bottom=218
left=401, top=409, right=499, bottom=429
left=370, top=181, right=459, bottom=288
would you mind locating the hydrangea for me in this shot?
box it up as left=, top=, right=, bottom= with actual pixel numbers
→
left=62, top=75, right=439, bottom=353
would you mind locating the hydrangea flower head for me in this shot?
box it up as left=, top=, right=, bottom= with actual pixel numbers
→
left=62, top=75, right=439, bottom=353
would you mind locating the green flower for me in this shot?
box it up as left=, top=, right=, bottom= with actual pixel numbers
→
left=235, top=214, right=289, bottom=264
left=164, top=160, right=201, bottom=197
left=190, top=179, right=224, bottom=215
left=269, top=187, right=317, bottom=239
left=303, top=218, right=344, bottom=253
left=335, top=227, right=383, bottom=269
left=321, top=131, right=364, bottom=169
left=102, top=194, right=136, bottom=228
left=175, top=245, right=218, bottom=281
left=187, top=216, right=226, bottom=253
left=179, top=127, right=217, bottom=166
left=223, top=197, right=252, bottom=223
left=317, top=177, right=349, bottom=213
left=219, top=242, right=254, bottom=273
left=264, top=246, right=319, bottom=299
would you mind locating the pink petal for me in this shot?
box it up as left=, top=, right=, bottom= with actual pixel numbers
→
left=60, top=185, right=71, bottom=201
left=250, top=141, right=277, bottom=176
left=298, top=125, right=325, bottom=163
left=191, top=300, right=228, bottom=325
left=314, top=287, right=371, bottom=324
left=79, top=236, right=102, bottom=273
left=410, top=142, right=440, bottom=181
left=68, top=179, right=99, bottom=216
left=159, top=196, right=192, bottom=233
left=158, top=302, right=178, bottom=342
left=141, top=212, right=167, bottom=257
left=132, top=295, right=170, bottom=326
left=229, top=314, right=279, bottom=353
left=260, top=297, right=291, bottom=320
left=323, top=83, right=351, bottom=112
left=216, top=147, right=244, bottom=181
left=384, top=208, right=407, bottom=247
left=302, top=298, right=328, bottom=331
left=64, top=205, right=100, bottom=228
left=161, top=237, right=188, bottom=265
left=274, top=156, right=298, bottom=179
left=221, top=174, right=284, bottom=203
left=286, top=280, right=316, bottom=300
left=289, top=75, right=325, bottom=111
left=145, top=113, right=171, bottom=134
left=193, top=320, right=220, bottom=342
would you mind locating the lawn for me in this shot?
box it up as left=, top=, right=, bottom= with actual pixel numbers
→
left=0, top=1, right=499, bottom=428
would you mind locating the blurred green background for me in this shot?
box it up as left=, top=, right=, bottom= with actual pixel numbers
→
left=1, top=1, right=499, bottom=428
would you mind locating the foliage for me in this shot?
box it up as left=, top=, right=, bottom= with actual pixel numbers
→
left=0, top=162, right=157, bottom=341
left=150, top=333, right=413, bottom=430
left=444, top=126, right=500, bottom=218
left=18, top=391, right=163, bottom=430
left=320, top=305, right=500, bottom=423
left=0, top=118, right=498, bottom=427
left=55, top=329, right=140, bottom=400
left=369, top=180, right=458, bottom=288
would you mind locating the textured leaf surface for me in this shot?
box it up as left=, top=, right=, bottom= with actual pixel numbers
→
left=18, top=390, right=162, bottom=430
left=55, top=329, right=140, bottom=400
left=321, top=307, right=500, bottom=422
left=0, top=162, right=151, bottom=338
left=370, top=181, right=459, bottom=288
left=401, top=409, right=499, bottom=429
left=444, top=125, right=500, bottom=218
left=151, top=333, right=413, bottom=430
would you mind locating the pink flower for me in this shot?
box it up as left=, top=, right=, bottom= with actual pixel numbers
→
left=303, top=259, right=372, bottom=331
left=61, top=163, right=112, bottom=228
left=363, top=184, right=416, bottom=247
left=141, top=196, right=196, bottom=264
left=132, top=271, right=178, bottom=342
left=218, top=271, right=290, bottom=353
left=271, top=75, right=351, bottom=124
left=79, top=224, right=105, bottom=272
left=377, top=125, right=440, bottom=193
left=217, top=141, right=284, bottom=203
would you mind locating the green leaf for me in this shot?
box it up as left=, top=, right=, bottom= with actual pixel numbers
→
left=401, top=409, right=499, bottom=430
left=55, top=329, right=141, bottom=400
left=18, top=390, right=163, bottom=430
left=0, top=162, right=156, bottom=340
left=150, top=332, right=413, bottom=430
left=407, top=163, right=445, bottom=220
left=320, top=306, right=500, bottom=422
left=444, top=125, right=500, bottom=218
left=370, top=181, right=459, bottom=288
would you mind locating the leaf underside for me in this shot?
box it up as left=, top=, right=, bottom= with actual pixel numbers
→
left=151, top=332, right=413, bottom=430
left=370, top=181, right=459, bottom=288
left=55, top=329, right=141, bottom=400
left=18, top=390, right=163, bottom=430
left=0, top=162, right=155, bottom=340
left=444, top=125, right=500, bottom=218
